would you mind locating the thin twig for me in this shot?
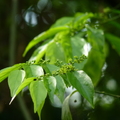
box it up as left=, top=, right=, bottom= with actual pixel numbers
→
left=95, top=91, right=120, bottom=99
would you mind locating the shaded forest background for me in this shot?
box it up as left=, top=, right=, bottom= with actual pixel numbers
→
left=0, top=0, right=120, bottom=120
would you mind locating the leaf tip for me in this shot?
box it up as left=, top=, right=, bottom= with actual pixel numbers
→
left=9, top=95, right=16, bottom=105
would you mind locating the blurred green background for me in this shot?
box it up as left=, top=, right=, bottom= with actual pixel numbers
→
left=0, top=0, right=120, bottom=120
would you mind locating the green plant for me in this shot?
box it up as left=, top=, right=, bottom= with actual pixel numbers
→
left=0, top=11, right=120, bottom=120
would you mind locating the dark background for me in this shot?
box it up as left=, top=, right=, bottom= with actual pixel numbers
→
left=0, top=0, right=120, bottom=120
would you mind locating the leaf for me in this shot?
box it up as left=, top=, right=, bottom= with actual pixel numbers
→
left=83, top=25, right=106, bottom=85
left=29, top=39, right=51, bottom=62
left=10, top=77, right=35, bottom=104
left=45, top=40, right=66, bottom=63
left=62, top=93, right=73, bottom=120
left=112, top=9, right=120, bottom=14
left=29, top=81, right=47, bottom=114
left=105, top=33, right=120, bottom=55
left=59, top=31, right=73, bottom=62
left=71, top=33, right=87, bottom=69
left=43, top=64, right=60, bottom=75
left=51, top=17, right=73, bottom=28
left=109, top=21, right=120, bottom=30
left=37, top=100, right=45, bottom=118
left=67, top=70, right=94, bottom=107
left=0, top=63, right=23, bottom=83
left=44, top=76, right=56, bottom=103
left=8, top=70, right=25, bottom=97
left=23, top=26, right=69, bottom=56
left=55, top=75, right=66, bottom=103
left=74, top=13, right=94, bottom=29
left=23, top=64, right=44, bottom=78
left=71, top=33, right=86, bottom=56
left=83, top=47, right=106, bottom=85
left=86, top=25, right=105, bottom=51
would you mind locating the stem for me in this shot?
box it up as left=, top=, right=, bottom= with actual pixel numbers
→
left=95, top=91, right=120, bottom=98
left=9, top=0, right=33, bottom=120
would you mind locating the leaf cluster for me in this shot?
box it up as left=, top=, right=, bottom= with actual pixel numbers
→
left=1, top=11, right=120, bottom=119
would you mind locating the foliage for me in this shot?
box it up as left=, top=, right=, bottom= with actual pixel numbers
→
left=0, top=10, right=120, bottom=120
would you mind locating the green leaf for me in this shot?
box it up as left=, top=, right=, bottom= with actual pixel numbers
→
left=23, top=26, right=69, bottom=56
left=55, top=75, right=66, bottom=103
left=29, top=40, right=51, bottom=63
left=86, top=25, right=105, bottom=51
left=23, top=64, right=44, bottom=78
left=37, top=101, right=45, bottom=118
left=112, top=9, right=120, bottom=14
left=62, top=93, right=73, bottom=120
left=67, top=70, right=94, bottom=107
left=51, top=17, right=73, bottom=28
left=8, top=70, right=25, bottom=97
left=83, top=47, right=106, bottom=85
left=74, top=13, right=94, bottom=29
left=83, top=25, right=106, bottom=85
left=59, top=31, right=73, bottom=62
left=43, top=64, right=60, bottom=75
left=10, top=77, right=35, bottom=104
left=45, top=40, right=66, bottom=63
left=29, top=81, right=47, bottom=114
left=105, top=33, right=120, bottom=55
left=44, top=76, right=56, bottom=103
left=71, top=33, right=87, bottom=69
left=109, top=21, right=120, bottom=30
left=0, top=63, right=23, bottom=83
left=71, top=33, right=86, bottom=56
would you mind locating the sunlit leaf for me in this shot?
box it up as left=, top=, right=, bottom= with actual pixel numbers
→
left=55, top=75, right=66, bottom=103
left=71, top=33, right=87, bottom=69
left=29, top=39, right=52, bottom=63
left=51, top=17, right=73, bottom=28
left=0, top=63, right=23, bottom=83
left=44, top=76, right=56, bottom=103
left=67, top=70, right=94, bottom=107
left=43, top=64, right=60, bottom=75
left=10, top=77, right=35, bottom=104
left=59, top=31, right=73, bottom=62
left=86, top=25, right=105, bottom=51
left=29, top=81, right=47, bottom=113
left=71, top=33, right=86, bottom=56
left=23, top=26, right=69, bottom=56
left=45, top=40, right=66, bottom=63
left=62, top=93, right=73, bottom=120
left=84, top=25, right=106, bottom=85
left=37, top=101, right=45, bottom=118
left=84, top=47, right=106, bottom=85
left=8, top=70, right=25, bottom=97
left=74, top=13, right=94, bottom=29
left=23, top=64, right=44, bottom=78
